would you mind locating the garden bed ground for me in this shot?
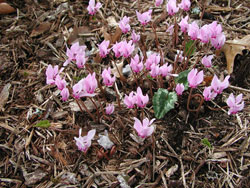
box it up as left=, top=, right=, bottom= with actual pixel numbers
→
left=0, top=0, right=249, bottom=187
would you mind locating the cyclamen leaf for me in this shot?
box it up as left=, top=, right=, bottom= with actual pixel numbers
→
left=175, top=70, right=190, bottom=90
left=201, top=138, right=212, bottom=149
left=185, top=40, right=196, bottom=57
left=34, top=120, right=51, bottom=128
left=153, top=88, right=177, bottom=119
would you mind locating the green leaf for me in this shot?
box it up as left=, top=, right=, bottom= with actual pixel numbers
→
left=175, top=70, right=190, bottom=90
left=201, top=138, right=212, bottom=149
left=153, top=88, right=177, bottom=119
left=147, top=74, right=154, bottom=80
left=184, top=40, right=196, bottom=57
left=34, top=120, right=51, bottom=128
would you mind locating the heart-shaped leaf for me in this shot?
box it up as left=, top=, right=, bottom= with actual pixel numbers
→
left=153, top=88, right=177, bottom=119
left=175, top=70, right=190, bottom=90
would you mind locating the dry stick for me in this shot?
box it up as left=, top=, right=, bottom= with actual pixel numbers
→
left=89, top=97, right=100, bottom=122
left=76, top=99, right=95, bottom=122
left=113, top=82, right=121, bottom=111
left=174, top=15, right=179, bottom=47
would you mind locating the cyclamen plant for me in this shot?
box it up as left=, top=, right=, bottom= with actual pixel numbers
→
left=44, top=0, right=245, bottom=154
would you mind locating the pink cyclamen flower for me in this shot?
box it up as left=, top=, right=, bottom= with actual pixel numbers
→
left=112, top=41, right=123, bottom=58
left=130, top=54, right=143, bottom=73
left=124, top=91, right=136, bottom=108
left=179, top=15, right=189, bottom=33
left=87, top=0, right=102, bottom=15
left=150, top=63, right=161, bottom=78
left=160, top=63, right=173, bottom=77
left=198, top=24, right=212, bottom=43
left=203, top=86, right=217, bottom=101
left=166, top=0, right=179, bottom=16
left=211, top=75, right=230, bottom=94
left=136, top=9, right=152, bottom=26
left=105, top=104, right=115, bottom=115
left=74, top=129, right=96, bottom=152
left=208, top=21, right=222, bottom=39
left=202, top=55, right=213, bottom=68
left=145, top=53, right=161, bottom=70
left=55, top=75, right=67, bottom=90
left=188, top=21, right=200, bottom=40
left=175, top=83, right=185, bottom=95
left=61, top=87, right=69, bottom=102
left=119, top=16, right=131, bottom=34
left=187, top=68, right=204, bottom=88
left=211, top=32, right=226, bottom=49
left=155, top=0, right=163, bottom=7
left=178, top=0, right=191, bottom=11
left=134, top=117, right=155, bottom=139
left=46, top=65, right=64, bottom=85
left=102, top=67, right=116, bottom=86
left=121, top=40, right=135, bottom=58
left=135, top=87, right=149, bottom=108
left=226, top=93, right=244, bottom=115
left=132, top=30, right=140, bottom=43
left=82, top=72, right=98, bottom=97
left=99, top=40, right=110, bottom=58
left=75, top=52, right=88, bottom=69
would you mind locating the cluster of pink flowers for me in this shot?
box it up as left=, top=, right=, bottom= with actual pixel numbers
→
left=46, top=65, right=69, bottom=101
left=64, top=42, right=88, bottom=68
left=136, top=9, right=152, bottom=26
left=124, top=87, right=149, bottom=108
left=166, top=0, right=191, bottom=16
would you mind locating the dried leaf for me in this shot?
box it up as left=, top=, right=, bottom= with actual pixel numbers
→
left=30, top=22, right=51, bottom=37
left=111, top=61, right=124, bottom=78
left=107, top=16, right=118, bottom=27
left=0, top=83, right=11, bottom=111
left=111, top=27, right=122, bottom=44
left=24, top=169, right=48, bottom=186
left=217, top=35, right=250, bottom=74
left=0, top=3, right=15, bottom=14
left=68, top=26, right=91, bottom=44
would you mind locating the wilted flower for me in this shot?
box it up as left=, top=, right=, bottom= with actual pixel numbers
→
left=136, top=9, right=152, bottom=26
left=226, top=93, right=244, bottom=115
left=166, top=0, right=179, bottom=16
left=119, top=16, right=131, bottom=34
left=87, top=0, right=102, bottom=15
left=74, top=129, right=96, bottom=152
left=175, top=83, right=185, bottom=95
left=102, top=67, right=116, bottom=86
left=105, top=104, right=115, bottom=115
left=211, top=75, right=230, bottom=94
left=187, top=68, right=204, bottom=88
left=202, top=55, right=213, bottom=68
left=133, top=117, right=155, bottom=138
